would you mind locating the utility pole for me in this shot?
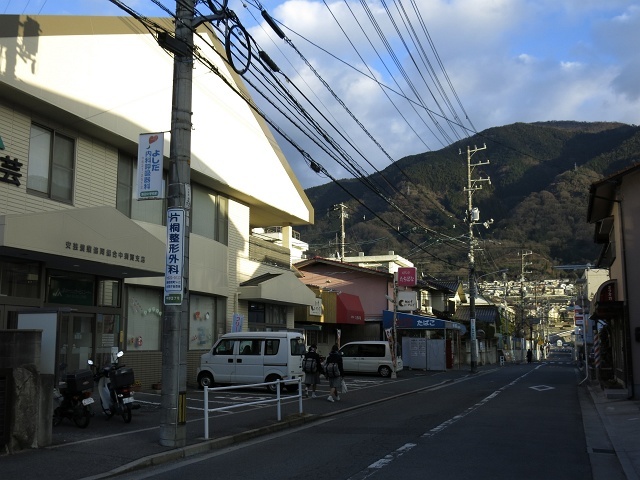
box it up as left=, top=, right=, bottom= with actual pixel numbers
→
left=464, top=145, right=490, bottom=373
left=519, top=250, right=532, bottom=363
left=332, top=203, right=348, bottom=260
left=502, top=271, right=508, bottom=348
left=160, top=0, right=193, bottom=447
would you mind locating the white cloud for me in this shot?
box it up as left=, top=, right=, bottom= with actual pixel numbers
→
left=4, top=0, right=639, bottom=187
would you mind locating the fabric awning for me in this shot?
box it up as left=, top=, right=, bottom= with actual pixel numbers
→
left=336, top=293, right=365, bottom=324
left=589, top=279, right=624, bottom=320
left=238, top=272, right=316, bottom=306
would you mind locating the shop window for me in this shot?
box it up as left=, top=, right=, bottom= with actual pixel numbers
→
left=189, top=294, right=223, bottom=350
left=47, top=270, right=94, bottom=306
left=126, top=286, right=162, bottom=351
left=304, top=330, right=329, bottom=347
left=0, top=258, right=40, bottom=299
left=27, top=124, right=75, bottom=203
left=95, top=314, right=120, bottom=368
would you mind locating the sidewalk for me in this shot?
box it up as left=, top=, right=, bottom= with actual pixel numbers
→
left=585, top=380, right=640, bottom=480
left=3, top=369, right=456, bottom=480
left=2, top=367, right=639, bottom=480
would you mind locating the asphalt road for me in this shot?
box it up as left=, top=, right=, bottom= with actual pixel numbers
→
left=112, top=360, right=591, bottom=480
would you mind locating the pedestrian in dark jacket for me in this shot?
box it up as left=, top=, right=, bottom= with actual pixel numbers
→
left=324, top=344, right=344, bottom=402
left=302, top=344, right=322, bottom=398
left=526, top=348, right=533, bottom=364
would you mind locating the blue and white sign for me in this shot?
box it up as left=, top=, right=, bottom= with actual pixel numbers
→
left=164, top=208, right=185, bottom=305
left=137, top=133, right=164, bottom=200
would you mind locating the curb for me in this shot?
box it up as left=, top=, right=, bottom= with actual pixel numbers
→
left=89, top=377, right=465, bottom=479
left=85, top=413, right=318, bottom=479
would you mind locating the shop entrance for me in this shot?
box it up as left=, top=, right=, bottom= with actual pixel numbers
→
left=57, top=313, right=94, bottom=374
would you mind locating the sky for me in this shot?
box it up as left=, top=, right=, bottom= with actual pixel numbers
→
left=3, top=0, right=639, bottom=189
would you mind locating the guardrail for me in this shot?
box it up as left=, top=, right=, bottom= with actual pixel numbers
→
left=203, top=377, right=303, bottom=439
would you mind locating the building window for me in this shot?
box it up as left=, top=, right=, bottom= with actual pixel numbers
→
left=248, top=302, right=287, bottom=331
left=97, top=278, right=121, bottom=307
left=116, top=151, right=133, bottom=216
left=192, top=183, right=228, bottom=245
left=46, top=270, right=95, bottom=306
left=27, top=124, right=75, bottom=203
left=0, top=258, right=40, bottom=298
left=116, top=152, right=165, bottom=225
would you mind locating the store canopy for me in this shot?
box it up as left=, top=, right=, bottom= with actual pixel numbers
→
left=238, top=272, right=316, bottom=307
left=382, top=310, right=463, bottom=331
left=0, top=206, right=165, bottom=278
left=589, top=279, right=624, bottom=320
left=337, top=293, right=365, bottom=324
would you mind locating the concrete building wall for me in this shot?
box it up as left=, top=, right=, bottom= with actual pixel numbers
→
left=0, top=101, right=120, bottom=213
left=619, top=170, right=640, bottom=396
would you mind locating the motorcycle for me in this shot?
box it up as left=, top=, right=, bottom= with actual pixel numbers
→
left=88, top=351, right=138, bottom=423
left=52, top=363, right=94, bottom=428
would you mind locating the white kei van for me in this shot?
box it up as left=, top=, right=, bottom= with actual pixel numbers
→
left=338, top=341, right=403, bottom=377
left=197, top=331, right=306, bottom=392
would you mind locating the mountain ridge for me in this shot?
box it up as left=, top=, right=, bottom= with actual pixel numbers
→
left=299, top=121, right=640, bottom=280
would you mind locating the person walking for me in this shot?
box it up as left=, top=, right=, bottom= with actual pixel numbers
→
left=302, top=344, right=322, bottom=398
left=526, top=348, right=533, bottom=364
left=324, top=344, right=344, bottom=402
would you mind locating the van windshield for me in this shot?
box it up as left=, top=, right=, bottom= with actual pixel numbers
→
left=213, top=339, right=235, bottom=355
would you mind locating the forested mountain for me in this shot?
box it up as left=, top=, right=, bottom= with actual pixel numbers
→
left=298, top=121, right=640, bottom=281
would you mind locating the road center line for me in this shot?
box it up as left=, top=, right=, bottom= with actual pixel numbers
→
left=422, top=366, right=540, bottom=438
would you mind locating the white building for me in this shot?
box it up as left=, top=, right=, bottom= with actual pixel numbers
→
left=0, top=15, right=316, bottom=388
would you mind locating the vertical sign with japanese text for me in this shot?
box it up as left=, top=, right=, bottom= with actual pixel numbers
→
left=137, top=133, right=164, bottom=200
left=164, top=208, right=184, bottom=305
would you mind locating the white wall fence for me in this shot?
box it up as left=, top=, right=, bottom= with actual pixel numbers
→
left=202, top=378, right=303, bottom=439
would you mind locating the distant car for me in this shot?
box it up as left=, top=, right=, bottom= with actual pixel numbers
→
left=338, top=341, right=401, bottom=377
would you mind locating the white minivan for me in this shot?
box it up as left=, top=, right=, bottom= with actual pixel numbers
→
left=197, top=331, right=306, bottom=392
left=339, top=341, right=402, bottom=377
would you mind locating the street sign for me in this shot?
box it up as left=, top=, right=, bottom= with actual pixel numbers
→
left=164, top=208, right=185, bottom=305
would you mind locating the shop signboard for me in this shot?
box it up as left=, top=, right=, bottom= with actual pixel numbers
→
left=137, top=133, right=164, bottom=200
left=164, top=208, right=184, bottom=305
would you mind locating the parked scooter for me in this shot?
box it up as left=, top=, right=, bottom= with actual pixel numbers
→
left=88, top=351, right=138, bottom=423
left=52, top=363, right=94, bottom=428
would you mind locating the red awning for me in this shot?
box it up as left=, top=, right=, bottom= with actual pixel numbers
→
left=336, top=293, right=365, bottom=324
